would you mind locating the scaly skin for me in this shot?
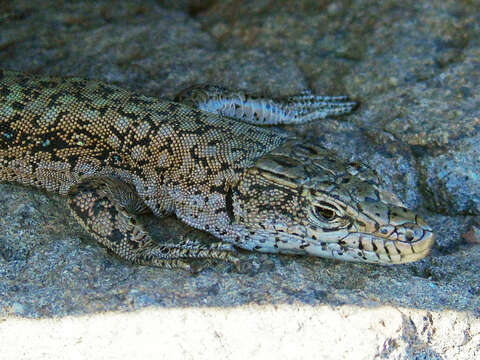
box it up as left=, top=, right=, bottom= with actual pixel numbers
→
left=0, top=70, right=434, bottom=270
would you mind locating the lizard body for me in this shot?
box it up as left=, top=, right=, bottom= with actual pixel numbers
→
left=0, top=70, right=434, bottom=271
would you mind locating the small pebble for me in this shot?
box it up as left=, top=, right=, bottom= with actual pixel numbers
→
left=462, top=225, right=480, bottom=244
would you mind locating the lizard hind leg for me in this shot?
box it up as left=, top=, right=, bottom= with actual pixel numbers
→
left=67, top=177, right=239, bottom=272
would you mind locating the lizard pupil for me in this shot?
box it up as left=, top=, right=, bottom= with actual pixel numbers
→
left=315, top=206, right=336, bottom=221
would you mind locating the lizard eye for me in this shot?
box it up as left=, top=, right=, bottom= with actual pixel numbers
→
left=313, top=203, right=338, bottom=221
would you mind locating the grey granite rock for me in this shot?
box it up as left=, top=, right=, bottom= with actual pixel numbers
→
left=0, top=0, right=479, bottom=358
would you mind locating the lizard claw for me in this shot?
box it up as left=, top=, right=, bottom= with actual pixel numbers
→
left=286, top=92, right=358, bottom=122
left=227, top=254, right=243, bottom=272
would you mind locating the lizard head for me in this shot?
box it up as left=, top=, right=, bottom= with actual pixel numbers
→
left=231, top=140, right=434, bottom=264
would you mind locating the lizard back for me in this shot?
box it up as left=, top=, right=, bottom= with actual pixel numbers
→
left=0, top=70, right=285, bottom=215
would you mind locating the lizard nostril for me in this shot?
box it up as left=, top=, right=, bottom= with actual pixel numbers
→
left=405, top=230, right=415, bottom=241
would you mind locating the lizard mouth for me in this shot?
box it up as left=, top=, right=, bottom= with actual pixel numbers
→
left=304, top=227, right=435, bottom=264
left=360, top=228, right=434, bottom=264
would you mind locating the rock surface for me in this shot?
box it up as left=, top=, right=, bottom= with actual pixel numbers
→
left=0, top=0, right=479, bottom=359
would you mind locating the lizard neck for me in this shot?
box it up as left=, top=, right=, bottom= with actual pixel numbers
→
left=135, top=107, right=288, bottom=221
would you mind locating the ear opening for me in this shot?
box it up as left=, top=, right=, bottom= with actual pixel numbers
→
left=225, top=187, right=235, bottom=224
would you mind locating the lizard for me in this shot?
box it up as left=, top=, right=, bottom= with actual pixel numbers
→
left=0, top=70, right=434, bottom=272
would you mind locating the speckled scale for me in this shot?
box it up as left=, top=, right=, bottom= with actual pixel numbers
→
left=0, top=70, right=285, bottom=215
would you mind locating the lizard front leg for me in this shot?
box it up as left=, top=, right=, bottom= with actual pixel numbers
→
left=175, top=85, right=357, bottom=125
left=67, top=177, right=239, bottom=272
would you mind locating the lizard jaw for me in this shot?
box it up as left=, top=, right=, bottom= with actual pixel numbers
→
left=230, top=220, right=434, bottom=265
left=304, top=228, right=435, bottom=264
